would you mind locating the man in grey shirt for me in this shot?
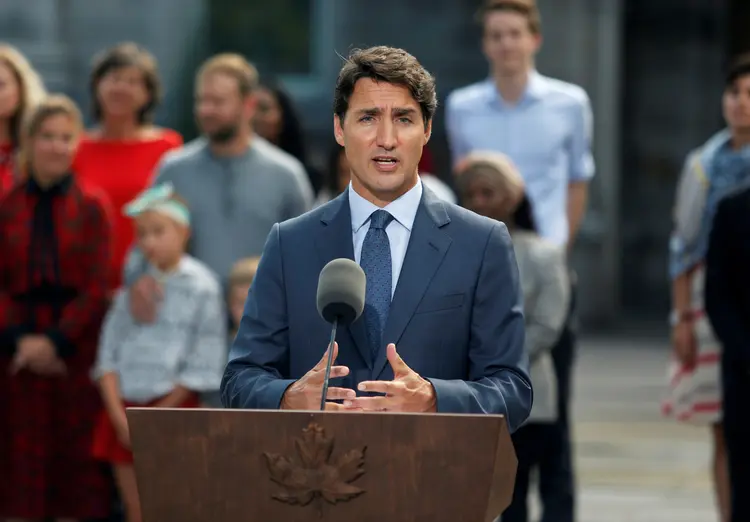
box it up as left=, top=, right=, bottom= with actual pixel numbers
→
left=127, top=53, right=313, bottom=323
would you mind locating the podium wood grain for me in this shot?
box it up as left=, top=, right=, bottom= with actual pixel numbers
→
left=127, top=408, right=516, bottom=522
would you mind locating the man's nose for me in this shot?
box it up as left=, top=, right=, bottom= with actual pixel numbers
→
left=375, top=120, right=397, bottom=150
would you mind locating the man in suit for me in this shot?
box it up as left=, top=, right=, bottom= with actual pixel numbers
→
left=221, top=46, right=532, bottom=431
left=705, top=181, right=750, bottom=522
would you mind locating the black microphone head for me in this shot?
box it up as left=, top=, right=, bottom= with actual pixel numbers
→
left=316, top=258, right=366, bottom=325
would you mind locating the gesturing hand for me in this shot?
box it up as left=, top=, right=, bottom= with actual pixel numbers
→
left=344, top=343, right=437, bottom=413
left=280, top=342, right=356, bottom=411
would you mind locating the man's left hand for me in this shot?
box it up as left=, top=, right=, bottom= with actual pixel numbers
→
left=344, top=343, right=437, bottom=413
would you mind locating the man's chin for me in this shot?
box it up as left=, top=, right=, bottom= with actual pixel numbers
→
left=371, top=174, right=420, bottom=197
left=367, top=169, right=404, bottom=188
left=495, top=60, right=525, bottom=76
left=202, top=126, right=239, bottom=144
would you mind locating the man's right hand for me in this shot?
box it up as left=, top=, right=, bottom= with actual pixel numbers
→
left=280, top=342, right=355, bottom=410
left=129, top=275, right=162, bottom=324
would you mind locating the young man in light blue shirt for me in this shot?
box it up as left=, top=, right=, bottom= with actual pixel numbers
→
left=446, top=2, right=595, bottom=522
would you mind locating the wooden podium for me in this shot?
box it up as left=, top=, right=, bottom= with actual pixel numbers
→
left=126, top=408, right=517, bottom=522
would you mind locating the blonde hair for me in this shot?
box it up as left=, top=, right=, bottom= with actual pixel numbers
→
left=0, top=44, right=46, bottom=148
left=197, top=53, right=259, bottom=96
left=17, top=94, right=83, bottom=176
left=228, top=257, right=261, bottom=288
left=456, top=150, right=525, bottom=204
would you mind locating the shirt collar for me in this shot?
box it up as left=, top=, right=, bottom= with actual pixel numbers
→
left=486, top=69, right=548, bottom=105
left=348, top=179, right=423, bottom=233
left=526, top=70, right=550, bottom=100
left=715, top=134, right=750, bottom=159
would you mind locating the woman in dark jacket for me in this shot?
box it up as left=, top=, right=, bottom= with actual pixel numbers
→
left=0, top=94, right=113, bottom=520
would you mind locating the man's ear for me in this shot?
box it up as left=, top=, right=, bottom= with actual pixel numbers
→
left=532, top=33, right=544, bottom=54
left=424, top=119, right=432, bottom=145
left=334, top=114, right=345, bottom=147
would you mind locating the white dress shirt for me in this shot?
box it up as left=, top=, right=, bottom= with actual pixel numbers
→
left=348, top=179, right=423, bottom=297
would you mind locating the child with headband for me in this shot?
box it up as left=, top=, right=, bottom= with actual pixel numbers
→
left=91, top=182, right=226, bottom=522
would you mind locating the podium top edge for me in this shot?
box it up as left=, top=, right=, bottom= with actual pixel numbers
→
left=125, top=407, right=506, bottom=420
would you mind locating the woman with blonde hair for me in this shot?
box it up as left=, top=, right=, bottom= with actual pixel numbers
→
left=0, top=94, right=113, bottom=521
left=0, top=44, right=46, bottom=194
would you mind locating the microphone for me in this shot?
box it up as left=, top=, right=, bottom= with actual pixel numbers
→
left=316, top=258, right=366, bottom=410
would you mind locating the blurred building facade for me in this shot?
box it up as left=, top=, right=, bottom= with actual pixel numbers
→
left=2, top=0, right=748, bottom=328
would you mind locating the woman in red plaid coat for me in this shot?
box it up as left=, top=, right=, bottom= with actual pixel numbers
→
left=0, top=94, right=113, bottom=520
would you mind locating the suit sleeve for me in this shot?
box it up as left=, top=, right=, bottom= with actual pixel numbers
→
left=220, top=223, right=296, bottom=409
left=426, top=223, right=533, bottom=431
left=705, top=196, right=750, bottom=362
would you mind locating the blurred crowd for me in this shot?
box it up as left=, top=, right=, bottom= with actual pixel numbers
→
left=0, top=0, right=749, bottom=522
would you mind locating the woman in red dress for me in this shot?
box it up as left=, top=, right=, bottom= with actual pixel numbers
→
left=73, top=42, right=182, bottom=291
left=0, top=95, right=113, bottom=520
left=0, top=44, right=46, bottom=195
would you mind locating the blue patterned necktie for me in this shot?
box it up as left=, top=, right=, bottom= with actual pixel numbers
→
left=360, top=209, right=394, bottom=363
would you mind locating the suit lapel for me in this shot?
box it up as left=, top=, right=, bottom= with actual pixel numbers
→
left=373, top=188, right=452, bottom=379
left=315, top=192, right=372, bottom=369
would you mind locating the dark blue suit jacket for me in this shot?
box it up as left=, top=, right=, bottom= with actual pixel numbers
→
left=221, top=186, right=533, bottom=432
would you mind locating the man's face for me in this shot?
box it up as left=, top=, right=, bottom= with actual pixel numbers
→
left=195, top=72, right=253, bottom=143
left=482, top=11, right=541, bottom=76
left=333, top=78, right=430, bottom=204
left=723, top=74, right=750, bottom=133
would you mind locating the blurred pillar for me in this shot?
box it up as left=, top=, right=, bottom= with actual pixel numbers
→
left=536, top=0, right=624, bottom=327
left=728, top=0, right=750, bottom=56
left=590, top=0, right=624, bottom=327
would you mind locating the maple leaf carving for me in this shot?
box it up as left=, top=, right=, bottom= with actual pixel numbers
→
left=264, top=423, right=367, bottom=513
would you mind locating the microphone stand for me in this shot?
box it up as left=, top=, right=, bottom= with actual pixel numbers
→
left=319, top=317, right=339, bottom=411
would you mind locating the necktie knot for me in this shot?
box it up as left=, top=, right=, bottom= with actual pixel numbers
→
left=369, top=209, right=393, bottom=230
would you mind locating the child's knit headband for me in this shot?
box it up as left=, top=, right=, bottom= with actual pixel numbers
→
left=123, top=182, right=190, bottom=226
